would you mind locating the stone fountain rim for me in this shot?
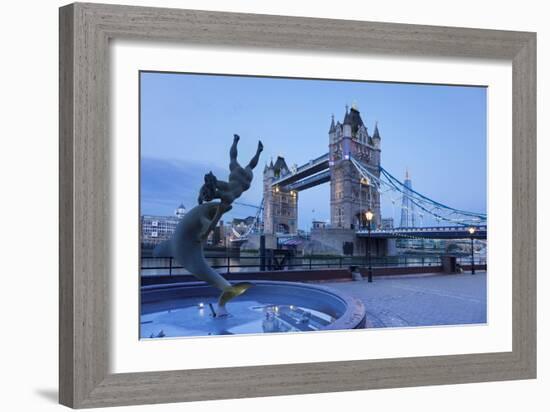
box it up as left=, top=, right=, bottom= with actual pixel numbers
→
left=141, top=280, right=366, bottom=331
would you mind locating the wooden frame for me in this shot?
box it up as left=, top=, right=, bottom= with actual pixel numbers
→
left=59, top=2, right=536, bottom=408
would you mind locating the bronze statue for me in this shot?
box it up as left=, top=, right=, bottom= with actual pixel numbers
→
left=197, top=134, right=263, bottom=239
left=154, top=135, right=263, bottom=316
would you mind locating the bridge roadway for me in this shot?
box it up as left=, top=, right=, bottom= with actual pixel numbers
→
left=231, top=225, right=487, bottom=243
left=271, top=152, right=329, bottom=190
left=356, top=225, right=487, bottom=240
left=286, top=169, right=330, bottom=191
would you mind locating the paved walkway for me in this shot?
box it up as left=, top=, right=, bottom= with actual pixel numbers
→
left=324, top=272, right=487, bottom=328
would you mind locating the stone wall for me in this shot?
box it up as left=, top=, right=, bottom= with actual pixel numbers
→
left=310, top=227, right=357, bottom=255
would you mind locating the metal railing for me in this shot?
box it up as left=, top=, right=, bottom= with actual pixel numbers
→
left=140, top=255, right=486, bottom=276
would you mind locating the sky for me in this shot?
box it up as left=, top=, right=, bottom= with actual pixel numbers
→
left=140, top=71, right=486, bottom=230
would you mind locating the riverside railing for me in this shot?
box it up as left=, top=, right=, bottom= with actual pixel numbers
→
left=140, top=255, right=486, bottom=276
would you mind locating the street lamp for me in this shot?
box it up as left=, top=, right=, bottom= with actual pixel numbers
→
left=365, top=209, right=374, bottom=282
left=468, top=227, right=476, bottom=274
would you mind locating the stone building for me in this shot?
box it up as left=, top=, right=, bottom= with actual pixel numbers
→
left=263, top=156, right=298, bottom=235
left=329, top=104, right=382, bottom=229
left=141, top=203, right=187, bottom=248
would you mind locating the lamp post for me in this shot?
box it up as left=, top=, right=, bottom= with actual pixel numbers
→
left=468, top=227, right=476, bottom=274
left=365, top=209, right=374, bottom=282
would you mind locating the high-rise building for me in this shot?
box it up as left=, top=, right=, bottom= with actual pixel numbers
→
left=399, top=169, right=416, bottom=228
left=381, top=217, right=394, bottom=229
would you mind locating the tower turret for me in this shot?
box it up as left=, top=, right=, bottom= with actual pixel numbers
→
left=372, top=121, right=381, bottom=148
left=343, top=105, right=352, bottom=138
left=328, top=114, right=337, bottom=144
left=272, top=155, right=289, bottom=179
left=329, top=114, right=336, bottom=133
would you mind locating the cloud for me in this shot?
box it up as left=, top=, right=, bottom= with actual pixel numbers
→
left=141, top=157, right=266, bottom=222
left=140, top=157, right=226, bottom=216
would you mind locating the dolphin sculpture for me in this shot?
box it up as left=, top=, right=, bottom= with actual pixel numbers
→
left=153, top=135, right=262, bottom=316
left=154, top=201, right=252, bottom=316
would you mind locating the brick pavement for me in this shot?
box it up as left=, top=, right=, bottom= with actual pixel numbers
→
left=324, top=272, right=487, bottom=328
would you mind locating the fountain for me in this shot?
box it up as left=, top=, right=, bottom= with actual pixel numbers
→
left=141, top=281, right=365, bottom=337
left=144, top=135, right=366, bottom=338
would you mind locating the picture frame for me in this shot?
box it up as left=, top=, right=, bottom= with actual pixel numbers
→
left=59, top=2, right=536, bottom=408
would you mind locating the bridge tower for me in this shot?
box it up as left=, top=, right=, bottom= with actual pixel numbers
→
left=329, top=104, right=381, bottom=229
left=263, top=156, right=298, bottom=235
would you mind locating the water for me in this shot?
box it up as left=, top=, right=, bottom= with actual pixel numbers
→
left=140, top=253, right=449, bottom=276
left=141, top=297, right=335, bottom=338
left=141, top=253, right=260, bottom=276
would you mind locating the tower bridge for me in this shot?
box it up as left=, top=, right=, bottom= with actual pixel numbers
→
left=264, top=104, right=382, bottom=236
left=259, top=103, right=486, bottom=256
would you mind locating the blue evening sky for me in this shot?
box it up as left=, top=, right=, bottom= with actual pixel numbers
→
left=140, top=72, right=486, bottom=230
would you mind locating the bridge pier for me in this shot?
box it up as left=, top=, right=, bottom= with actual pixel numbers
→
left=309, top=227, right=393, bottom=257
left=357, top=237, right=391, bottom=258
left=386, top=238, right=398, bottom=256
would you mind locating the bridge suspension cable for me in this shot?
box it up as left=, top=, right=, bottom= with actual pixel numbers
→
left=380, top=167, right=486, bottom=219
left=349, top=156, right=486, bottom=227
left=230, top=198, right=264, bottom=241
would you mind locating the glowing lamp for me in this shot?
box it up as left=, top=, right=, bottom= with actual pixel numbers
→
left=365, top=209, right=374, bottom=222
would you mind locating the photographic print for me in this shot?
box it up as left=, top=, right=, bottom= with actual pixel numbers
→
left=139, top=72, right=487, bottom=339
left=58, top=6, right=536, bottom=406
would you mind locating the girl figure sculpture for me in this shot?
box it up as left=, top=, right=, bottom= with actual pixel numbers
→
left=155, top=134, right=263, bottom=316
left=197, top=134, right=263, bottom=239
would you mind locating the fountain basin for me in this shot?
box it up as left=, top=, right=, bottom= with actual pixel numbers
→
left=141, top=280, right=366, bottom=338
